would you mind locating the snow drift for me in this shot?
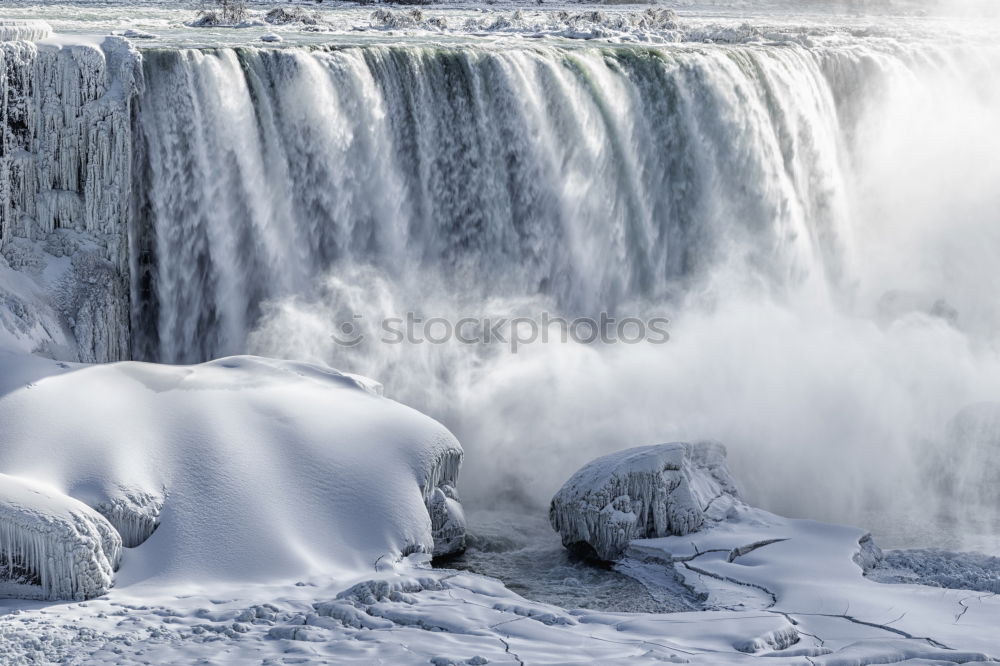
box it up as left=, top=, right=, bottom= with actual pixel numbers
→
left=0, top=353, right=465, bottom=596
left=0, top=472, right=121, bottom=600
left=549, top=442, right=740, bottom=560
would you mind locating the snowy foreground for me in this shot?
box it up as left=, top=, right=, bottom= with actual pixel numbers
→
left=0, top=362, right=997, bottom=666
left=0, top=405, right=999, bottom=664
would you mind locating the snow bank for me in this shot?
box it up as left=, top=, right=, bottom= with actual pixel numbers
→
left=549, top=442, right=739, bottom=560
left=0, top=353, right=465, bottom=590
left=0, top=473, right=120, bottom=600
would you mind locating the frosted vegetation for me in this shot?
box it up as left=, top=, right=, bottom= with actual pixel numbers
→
left=1, top=1, right=1000, bottom=663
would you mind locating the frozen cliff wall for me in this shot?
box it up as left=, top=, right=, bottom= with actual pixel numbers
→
left=0, top=34, right=139, bottom=362
left=549, top=442, right=740, bottom=560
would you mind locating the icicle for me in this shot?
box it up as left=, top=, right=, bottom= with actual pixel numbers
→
left=95, top=488, right=164, bottom=548
left=0, top=473, right=121, bottom=601
left=0, top=20, right=51, bottom=43
left=0, top=36, right=140, bottom=362
left=419, top=446, right=465, bottom=558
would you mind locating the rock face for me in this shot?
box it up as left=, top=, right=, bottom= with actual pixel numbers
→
left=0, top=473, right=121, bottom=600
left=549, top=442, right=740, bottom=560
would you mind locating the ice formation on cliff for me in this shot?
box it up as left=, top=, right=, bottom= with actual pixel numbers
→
left=549, top=442, right=740, bottom=560
left=0, top=473, right=120, bottom=600
left=0, top=35, right=138, bottom=362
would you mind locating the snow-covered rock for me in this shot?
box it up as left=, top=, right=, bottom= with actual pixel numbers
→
left=0, top=353, right=465, bottom=586
left=93, top=488, right=164, bottom=548
left=120, top=29, right=157, bottom=40
left=549, top=442, right=739, bottom=560
left=0, top=473, right=121, bottom=600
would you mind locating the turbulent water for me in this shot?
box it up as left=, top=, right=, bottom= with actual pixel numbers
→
left=5, top=26, right=1000, bottom=552
left=133, top=42, right=859, bottom=362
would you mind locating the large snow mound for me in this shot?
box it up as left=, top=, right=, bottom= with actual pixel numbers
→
left=549, top=441, right=739, bottom=560
left=0, top=352, right=464, bottom=591
left=0, top=473, right=120, bottom=600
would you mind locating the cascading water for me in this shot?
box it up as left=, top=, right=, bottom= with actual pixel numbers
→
left=131, top=43, right=855, bottom=362
left=121, top=35, right=1000, bottom=559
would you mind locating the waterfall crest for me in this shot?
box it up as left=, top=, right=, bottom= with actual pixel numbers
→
left=132, top=42, right=883, bottom=363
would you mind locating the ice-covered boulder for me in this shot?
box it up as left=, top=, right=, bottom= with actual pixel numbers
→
left=550, top=442, right=739, bottom=560
left=0, top=473, right=121, bottom=600
left=93, top=488, right=165, bottom=548
left=424, top=453, right=466, bottom=558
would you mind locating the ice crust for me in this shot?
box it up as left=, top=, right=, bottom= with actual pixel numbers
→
left=0, top=473, right=121, bottom=600
left=549, top=442, right=739, bottom=560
